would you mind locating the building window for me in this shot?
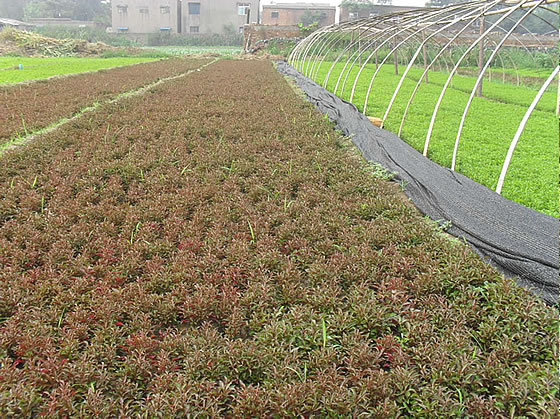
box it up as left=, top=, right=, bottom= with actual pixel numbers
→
left=190, top=26, right=199, bottom=33
left=118, top=27, right=129, bottom=32
left=139, top=7, right=149, bottom=14
left=271, top=11, right=279, bottom=18
left=160, top=6, right=170, bottom=14
left=188, top=3, right=200, bottom=14
left=116, top=5, right=128, bottom=14
left=239, top=26, right=244, bottom=34
left=238, top=3, right=250, bottom=16
left=349, top=11, right=358, bottom=20
left=160, top=27, right=171, bottom=31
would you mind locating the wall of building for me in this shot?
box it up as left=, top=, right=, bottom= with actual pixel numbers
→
left=112, top=0, right=179, bottom=33
left=262, top=6, right=335, bottom=27
left=111, top=0, right=259, bottom=35
left=244, top=24, right=300, bottom=43
left=243, top=24, right=301, bottom=52
left=182, top=0, right=258, bottom=35
left=339, top=5, right=424, bottom=23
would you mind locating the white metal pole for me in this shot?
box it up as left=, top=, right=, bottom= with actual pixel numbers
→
left=496, top=66, right=559, bottom=194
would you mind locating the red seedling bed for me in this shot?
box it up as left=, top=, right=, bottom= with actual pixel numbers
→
left=0, top=58, right=210, bottom=141
left=0, top=60, right=556, bottom=417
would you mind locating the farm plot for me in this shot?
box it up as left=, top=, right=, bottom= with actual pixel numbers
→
left=309, top=62, right=559, bottom=216
left=0, top=58, right=210, bottom=144
left=0, top=60, right=556, bottom=416
left=0, top=56, right=158, bottom=85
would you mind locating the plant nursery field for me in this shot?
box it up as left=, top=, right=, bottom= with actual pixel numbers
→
left=0, top=58, right=210, bottom=144
left=0, top=59, right=556, bottom=416
left=306, top=62, right=559, bottom=216
left=0, top=56, right=158, bottom=85
left=144, top=46, right=242, bottom=56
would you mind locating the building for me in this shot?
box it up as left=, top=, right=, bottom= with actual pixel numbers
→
left=261, top=3, right=335, bottom=27
left=112, top=0, right=259, bottom=35
left=0, top=17, right=35, bottom=31
left=339, top=4, right=426, bottom=23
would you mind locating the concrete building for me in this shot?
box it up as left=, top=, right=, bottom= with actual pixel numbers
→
left=339, top=4, right=426, bottom=23
left=262, top=3, right=335, bottom=27
left=0, top=17, right=34, bottom=31
left=112, top=0, right=259, bottom=35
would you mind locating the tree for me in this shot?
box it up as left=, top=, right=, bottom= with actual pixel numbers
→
left=0, top=0, right=28, bottom=20
left=301, top=10, right=328, bottom=26
left=23, top=0, right=110, bottom=22
left=340, top=0, right=393, bottom=12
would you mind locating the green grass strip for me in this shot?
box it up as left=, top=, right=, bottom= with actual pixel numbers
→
left=0, top=56, right=158, bottom=85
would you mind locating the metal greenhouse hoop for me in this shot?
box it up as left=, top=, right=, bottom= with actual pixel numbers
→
left=289, top=0, right=559, bottom=198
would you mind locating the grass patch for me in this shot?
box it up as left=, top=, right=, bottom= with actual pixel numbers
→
left=303, top=61, right=559, bottom=216
left=0, top=56, right=159, bottom=84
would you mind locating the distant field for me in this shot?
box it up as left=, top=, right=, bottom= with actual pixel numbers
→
left=144, top=46, right=242, bottom=56
left=0, top=56, right=158, bottom=84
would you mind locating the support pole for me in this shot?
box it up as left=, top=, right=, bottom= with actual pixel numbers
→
left=556, top=72, right=560, bottom=117
left=477, top=17, right=485, bottom=97
left=422, top=30, right=429, bottom=84
left=394, top=37, right=399, bottom=75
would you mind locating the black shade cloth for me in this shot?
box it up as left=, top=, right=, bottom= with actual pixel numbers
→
left=278, top=61, right=559, bottom=305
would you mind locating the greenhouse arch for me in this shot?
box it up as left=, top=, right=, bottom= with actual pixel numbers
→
left=282, top=0, right=559, bottom=303
left=289, top=0, right=559, bottom=200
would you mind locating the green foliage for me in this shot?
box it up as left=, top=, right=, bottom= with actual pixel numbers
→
left=298, top=22, right=319, bottom=37
left=300, top=11, right=328, bottom=26
left=340, top=0, right=375, bottom=12
left=147, top=32, right=243, bottom=47
left=143, top=46, right=242, bottom=56
left=32, top=26, right=138, bottom=48
left=309, top=61, right=558, bottom=216
left=266, top=40, right=297, bottom=57
left=23, top=0, right=110, bottom=23
left=0, top=0, right=25, bottom=20
left=0, top=56, right=158, bottom=84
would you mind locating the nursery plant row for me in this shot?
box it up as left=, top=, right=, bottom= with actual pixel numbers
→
left=0, top=58, right=211, bottom=143
left=0, top=60, right=556, bottom=416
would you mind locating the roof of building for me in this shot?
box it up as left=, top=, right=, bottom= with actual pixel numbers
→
left=263, top=3, right=335, bottom=10
left=0, top=17, right=34, bottom=27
